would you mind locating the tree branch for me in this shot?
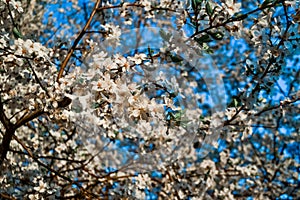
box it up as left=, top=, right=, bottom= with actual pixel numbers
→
left=57, top=0, right=103, bottom=82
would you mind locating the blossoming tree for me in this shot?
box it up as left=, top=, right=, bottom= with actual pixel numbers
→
left=0, top=0, right=299, bottom=199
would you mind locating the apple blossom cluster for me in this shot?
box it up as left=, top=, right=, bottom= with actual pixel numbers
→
left=0, top=0, right=299, bottom=199
left=65, top=42, right=211, bottom=170
left=0, top=36, right=76, bottom=122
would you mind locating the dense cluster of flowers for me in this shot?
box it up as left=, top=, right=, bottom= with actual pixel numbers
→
left=0, top=0, right=299, bottom=199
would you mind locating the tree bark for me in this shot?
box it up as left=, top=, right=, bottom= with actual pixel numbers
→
left=0, top=128, right=15, bottom=167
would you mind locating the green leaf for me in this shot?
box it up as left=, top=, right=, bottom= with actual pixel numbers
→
left=159, top=29, right=172, bottom=41
left=232, top=13, right=248, bottom=20
left=199, top=115, right=205, bottom=121
left=194, top=34, right=212, bottom=44
left=202, top=43, right=214, bottom=54
left=173, top=109, right=184, bottom=120
left=191, top=0, right=196, bottom=10
left=233, top=99, right=238, bottom=107
left=205, top=2, right=213, bottom=17
left=91, top=102, right=103, bottom=109
left=169, top=54, right=183, bottom=63
left=192, top=0, right=203, bottom=12
left=194, top=36, right=214, bottom=54
left=13, top=27, right=23, bottom=39
left=208, top=31, right=224, bottom=40
left=228, top=96, right=242, bottom=108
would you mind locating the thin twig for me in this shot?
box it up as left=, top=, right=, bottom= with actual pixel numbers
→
left=57, top=0, right=103, bottom=81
